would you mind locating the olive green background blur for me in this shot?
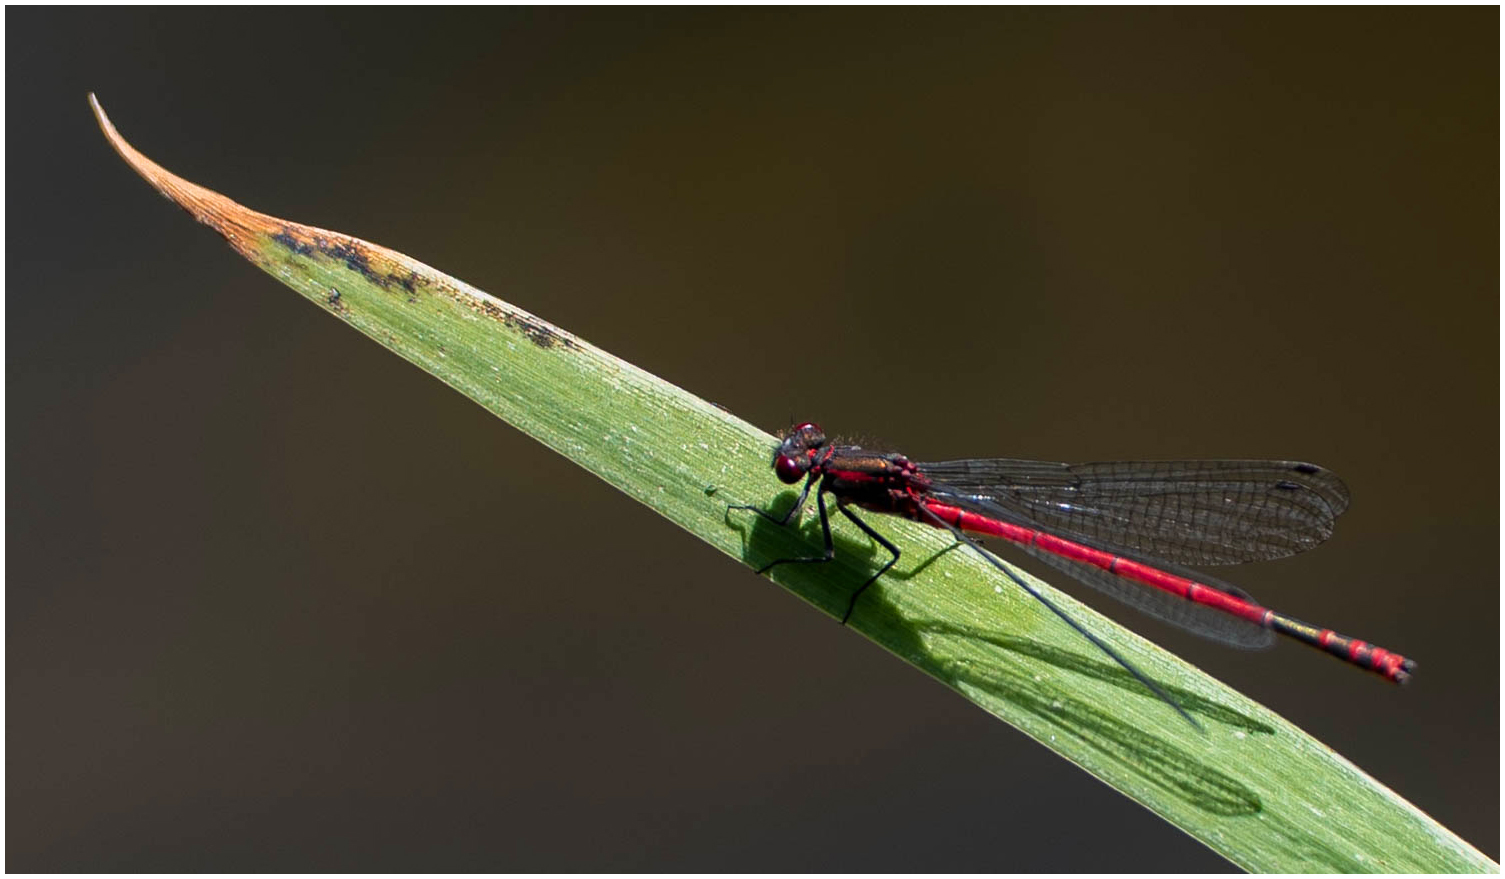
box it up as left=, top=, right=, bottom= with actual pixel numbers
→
left=8, top=8, right=1497, bottom=872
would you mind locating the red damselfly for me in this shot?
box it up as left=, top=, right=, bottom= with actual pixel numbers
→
left=731, top=423, right=1414, bottom=726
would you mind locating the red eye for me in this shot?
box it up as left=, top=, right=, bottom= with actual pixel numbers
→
left=774, top=454, right=806, bottom=484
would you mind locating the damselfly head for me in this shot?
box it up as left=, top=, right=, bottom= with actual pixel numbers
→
left=772, top=422, right=828, bottom=483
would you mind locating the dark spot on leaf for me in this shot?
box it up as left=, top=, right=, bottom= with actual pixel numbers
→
left=295, top=236, right=430, bottom=296
left=508, top=313, right=571, bottom=349
left=323, top=239, right=383, bottom=285
left=272, top=229, right=314, bottom=256
left=1275, top=480, right=1301, bottom=491
left=1292, top=463, right=1320, bottom=475
left=471, top=296, right=577, bottom=350
left=274, top=228, right=571, bottom=351
left=391, top=270, right=421, bottom=294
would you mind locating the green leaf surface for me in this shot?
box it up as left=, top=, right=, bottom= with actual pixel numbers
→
left=90, top=94, right=1495, bottom=873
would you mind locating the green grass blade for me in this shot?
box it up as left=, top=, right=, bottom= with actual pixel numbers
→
left=90, top=94, right=1495, bottom=873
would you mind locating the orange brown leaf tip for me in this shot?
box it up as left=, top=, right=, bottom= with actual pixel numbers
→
left=88, top=93, right=282, bottom=253
left=89, top=94, right=414, bottom=289
left=88, top=92, right=399, bottom=266
left=88, top=94, right=582, bottom=351
left=88, top=92, right=341, bottom=265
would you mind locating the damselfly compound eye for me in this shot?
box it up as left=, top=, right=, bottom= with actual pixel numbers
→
left=773, top=454, right=805, bottom=484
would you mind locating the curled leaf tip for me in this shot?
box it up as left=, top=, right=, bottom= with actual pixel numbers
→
left=87, top=96, right=579, bottom=350
left=89, top=94, right=276, bottom=250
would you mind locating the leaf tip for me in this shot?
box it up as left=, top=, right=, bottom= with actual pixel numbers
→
left=88, top=92, right=136, bottom=170
left=88, top=94, right=275, bottom=245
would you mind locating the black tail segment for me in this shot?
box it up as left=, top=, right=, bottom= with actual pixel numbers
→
left=1266, top=613, right=1416, bottom=684
left=917, top=505, right=1203, bottom=732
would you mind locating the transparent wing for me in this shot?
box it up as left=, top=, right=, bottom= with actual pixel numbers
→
left=918, top=457, right=1350, bottom=566
left=1008, top=539, right=1277, bottom=649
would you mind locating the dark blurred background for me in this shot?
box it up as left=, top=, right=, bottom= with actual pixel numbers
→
left=8, top=8, right=1497, bottom=871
